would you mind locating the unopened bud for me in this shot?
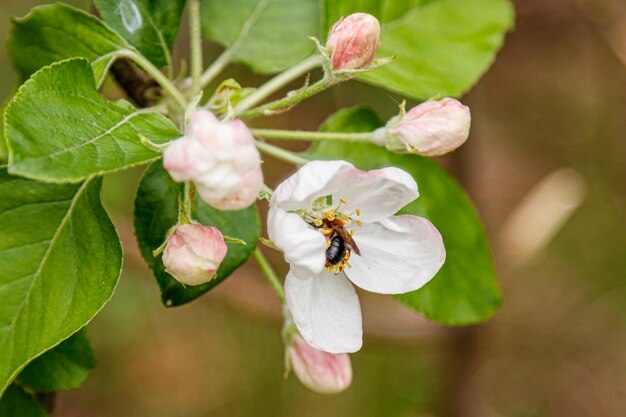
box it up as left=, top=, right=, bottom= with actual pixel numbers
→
left=326, top=13, right=380, bottom=71
left=288, top=335, right=352, bottom=394
left=162, top=223, right=227, bottom=286
left=384, top=98, right=471, bottom=156
left=163, top=109, right=263, bottom=210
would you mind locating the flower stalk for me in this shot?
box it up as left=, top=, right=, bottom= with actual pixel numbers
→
left=237, top=77, right=333, bottom=119
left=254, top=141, right=310, bottom=166
left=252, top=128, right=374, bottom=142
left=189, top=0, right=203, bottom=98
left=253, top=248, right=286, bottom=303
left=234, top=54, right=324, bottom=113
left=120, top=50, right=188, bottom=111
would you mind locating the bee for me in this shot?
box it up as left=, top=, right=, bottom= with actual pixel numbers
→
left=318, top=218, right=361, bottom=270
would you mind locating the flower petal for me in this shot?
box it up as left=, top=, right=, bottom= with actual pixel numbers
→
left=267, top=207, right=327, bottom=279
left=333, top=167, right=418, bottom=223
left=272, top=161, right=418, bottom=223
left=271, top=160, right=355, bottom=211
left=285, top=270, right=363, bottom=354
left=345, top=214, right=445, bottom=294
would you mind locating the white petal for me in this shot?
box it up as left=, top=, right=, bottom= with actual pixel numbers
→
left=271, top=160, right=355, bottom=211
left=333, top=167, right=418, bottom=223
left=285, top=270, right=363, bottom=354
left=267, top=207, right=326, bottom=279
left=272, top=161, right=418, bottom=223
left=345, top=214, right=445, bottom=294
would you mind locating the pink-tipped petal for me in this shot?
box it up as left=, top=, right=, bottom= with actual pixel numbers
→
left=289, top=335, right=352, bottom=394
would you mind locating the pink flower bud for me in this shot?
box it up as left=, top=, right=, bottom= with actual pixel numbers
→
left=288, top=335, right=352, bottom=394
left=326, top=13, right=380, bottom=70
left=386, top=98, right=471, bottom=156
left=163, top=109, right=263, bottom=210
left=162, top=224, right=227, bottom=286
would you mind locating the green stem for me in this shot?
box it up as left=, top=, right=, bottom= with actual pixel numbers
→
left=183, top=182, right=195, bottom=219
left=189, top=0, right=203, bottom=97
left=255, top=141, right=310, bottom=165
left=238, top=77, right=332, bottom=119
left=199, top=48, right=232, bottom=89
left=252, top=128, right=374, bottom=142
left=253, top=248, right=286, bottom=303
left=121, top=50, right=188, bottom=111
left=234, top=54, right=324, bottom=113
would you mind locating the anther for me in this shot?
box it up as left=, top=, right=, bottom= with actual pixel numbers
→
left=313, top=217, right=323, bottom=227
left=339, top=198, right=347, bottom=204
left=356, top=219, right=362, bottom=227
left=356, top=208, right=361, bottom=216
left=324, top=210, right=336, bottom=221
left=350, top=229, right=355, bottom=236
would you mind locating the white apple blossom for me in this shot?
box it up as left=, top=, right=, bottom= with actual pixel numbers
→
left=268, top=161, right=446, bottom=353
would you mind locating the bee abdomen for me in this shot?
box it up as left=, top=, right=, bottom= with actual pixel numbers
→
left=325, top=235, right=347, bottom=266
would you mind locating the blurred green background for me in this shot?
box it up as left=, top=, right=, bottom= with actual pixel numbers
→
left=2, top=0, right=626, bottom=416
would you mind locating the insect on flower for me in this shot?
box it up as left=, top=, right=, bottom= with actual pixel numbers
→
left=268, top=160, right=446, bottom=353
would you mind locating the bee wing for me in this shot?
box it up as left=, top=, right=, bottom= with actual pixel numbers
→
left=332, top=224, right=361, bottom=256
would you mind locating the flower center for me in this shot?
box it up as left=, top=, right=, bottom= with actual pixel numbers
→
left=300, top=196, right=362, bottom=274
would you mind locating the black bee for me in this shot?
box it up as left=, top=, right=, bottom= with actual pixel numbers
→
left=320, top=218, right=361, bottom=269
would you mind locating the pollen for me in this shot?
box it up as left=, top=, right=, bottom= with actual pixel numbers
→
left=356, top=219, right=362, bottom=227
left=326, top=239, right=331, bottom=249
left=313, top=217, right=323, bottom=227
left=321, top=227, right=333, bottom=235
left=324, top=210, right=336, bottom=221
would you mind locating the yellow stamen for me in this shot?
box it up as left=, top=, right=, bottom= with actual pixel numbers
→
left=313, top=217, right=323, bottom=227
left=356, top=208, right=361, bottom=216
left=324, top=210, right=336, bottom=221
left=326, top=239, right=331, bottom=249
left=321, top=228, right=333, bottom=235
left=340, top=198, right=347, bottom=204
left=340, top=213, right=351, bottom=223
left=356, top=219, right=362, bottom=227
left=350, top=229, right=355, bottom=236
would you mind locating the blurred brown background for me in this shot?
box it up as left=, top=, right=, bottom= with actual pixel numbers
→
left=2, top=0, right=626, bottom=416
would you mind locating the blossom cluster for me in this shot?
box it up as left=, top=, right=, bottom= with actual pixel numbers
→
left=159, top=12, right=471, bottom=394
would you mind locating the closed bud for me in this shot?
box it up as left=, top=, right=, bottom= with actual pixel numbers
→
left=163, top=109, right=263, bottom=210
left=384, top=98, right=471, bottom=156
left=326, top=13, right=380, bottom=70
left=288, top=335, right=352, bottom=394
left=162, top=224, right=227, bottom=286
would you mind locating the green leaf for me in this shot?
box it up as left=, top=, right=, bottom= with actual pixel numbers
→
left=0, top=170, right=122, bottom=396
left=5, top=58, right=180, bottom=183
left=0, top=108, right=7, bottom=164
left=310, top=107, right=501, bottom=325
left=201, top=0, right=319, bottom=74
left=94, top=0, right=186, bottom=68
left=17, top=330, right=95, bottom=393
left=323, top=0, right=514, bottom=99
left=134, top=162, right=261, bottom=306
left=0, top=385, right=48, bottom=417
left=7, top=3, right=134, bottom=88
